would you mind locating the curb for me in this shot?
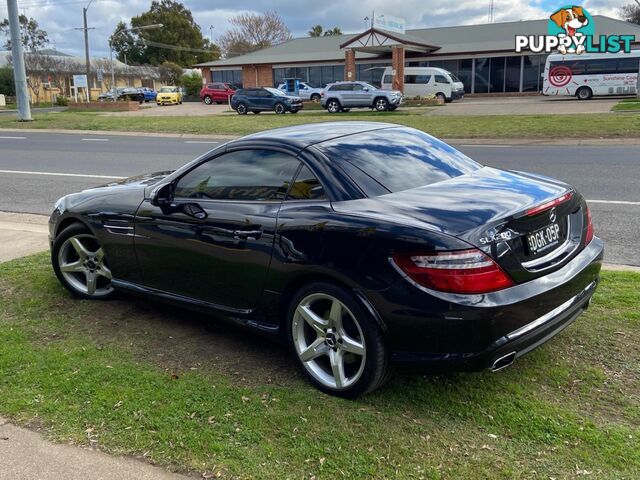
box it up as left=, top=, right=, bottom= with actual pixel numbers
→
left=0, top=128, right=237, bottom=141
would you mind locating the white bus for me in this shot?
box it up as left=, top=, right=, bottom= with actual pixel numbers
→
left=542, top=51, right=640, bottom=100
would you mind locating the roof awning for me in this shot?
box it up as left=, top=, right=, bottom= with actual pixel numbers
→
left=339, top=27, right=440, bottom=54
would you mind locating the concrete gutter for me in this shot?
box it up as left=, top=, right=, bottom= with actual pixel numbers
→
left=1, top=128, right=640, bottom=146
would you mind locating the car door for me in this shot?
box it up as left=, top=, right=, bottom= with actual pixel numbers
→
left=133, top=148, right=302, bottom=310
left=434, top=74, right=452, bottom=98
left=349, top=83, right=372, bottom=107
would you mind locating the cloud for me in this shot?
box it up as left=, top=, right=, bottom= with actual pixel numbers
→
left=0, top=0, right=624, bottom=59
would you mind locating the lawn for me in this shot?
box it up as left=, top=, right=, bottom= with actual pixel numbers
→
left=612, top=98, right=640, bottom=112
left=1, top=110, right=640, bottom=139
left=0, top=254, right=639, bottom=479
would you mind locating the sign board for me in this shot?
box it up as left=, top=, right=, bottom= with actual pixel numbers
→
left=73, top=74, right=88, bottom=88
left=374, top=14, right=406, bottom=34
left=96, top=69, right=103, bottom=83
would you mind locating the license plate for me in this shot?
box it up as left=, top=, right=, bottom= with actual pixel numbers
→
left=526, top=222, right=563, bottom=256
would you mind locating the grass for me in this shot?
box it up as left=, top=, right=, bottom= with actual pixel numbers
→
left=0, top=253, right=639, bottom=478
left=0, top=109, right=639, bottom=138
left=612, top=98, right=640, bottom=112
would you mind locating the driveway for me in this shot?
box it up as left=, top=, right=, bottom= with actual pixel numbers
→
left=428, top=95, right=621, bottom=116
left=105, top=101, right=231, bottom=117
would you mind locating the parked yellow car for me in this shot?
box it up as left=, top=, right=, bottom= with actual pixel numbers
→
left=156, top=86, right=183, bottom=106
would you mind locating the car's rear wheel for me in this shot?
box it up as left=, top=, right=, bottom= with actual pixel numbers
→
left=203, top=96, right=212, bottom=105
left=52, top=223, right=114, bottom=300
left=274, top=102, right=286, bottom=114
left=436, top=92, right=446, bottom=103
left=236, top=103, right=247, bottom=115
left=310, top=93, right=321, bottom=102
left=576, top=86, right=593, bottom=100
left=287, top=282, right=391, bottom=398
left=374, top=97, right=388, bottom=111
left=326, top=99, right=341, bottom=113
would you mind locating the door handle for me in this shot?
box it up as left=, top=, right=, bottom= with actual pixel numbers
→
left=233, top=229, right=262, bottom=240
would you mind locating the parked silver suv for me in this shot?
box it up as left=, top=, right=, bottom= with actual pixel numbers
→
left=320, top=81, right=403, bottom=113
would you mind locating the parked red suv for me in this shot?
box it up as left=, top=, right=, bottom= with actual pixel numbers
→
left=200, top=82, right=237, bottom=104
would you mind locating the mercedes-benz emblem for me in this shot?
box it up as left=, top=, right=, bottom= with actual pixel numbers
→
left=549, top=207, right=557, bottom=223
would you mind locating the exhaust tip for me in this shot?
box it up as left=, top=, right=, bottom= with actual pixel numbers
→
left=490, top=351, right=516, bottom=372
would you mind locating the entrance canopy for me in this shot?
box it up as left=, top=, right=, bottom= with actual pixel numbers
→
left=339, top=27, right=440, bottom=54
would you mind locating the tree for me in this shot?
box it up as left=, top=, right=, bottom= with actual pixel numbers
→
left=308, top=25, right=323, bottom=37
left=0, top=14, right=49, bottom=52
left=0, top=67, right=15, bottom=96
left=323, top=27, right=342, bottom=36
left=110, top=0, right=219, bottom=67
left=158, top=61, right=183, bottom=85
left=181, top=71, right=202, bottom=96
left=620, top=3, right=640, bottom=24
left=219, top=11, right=292, bottom=58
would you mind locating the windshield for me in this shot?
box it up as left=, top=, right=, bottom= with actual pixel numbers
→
left=265, top=87, right=287, bottom=96
left=159, top=87, right=176, bottom=93
left=449, top=73, right=461, bottom=83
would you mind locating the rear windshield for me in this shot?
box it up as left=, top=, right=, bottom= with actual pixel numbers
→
left=315, top=127, right=481, bottom=195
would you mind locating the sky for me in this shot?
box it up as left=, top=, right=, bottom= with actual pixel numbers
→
left=0, top=0, right=628, bottom=58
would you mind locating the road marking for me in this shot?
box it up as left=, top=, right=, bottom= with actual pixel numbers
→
left=184, top=140, right=219, bottom=144
left=588, top=199, right=640, bottom=206
left=81, top=138, right=109, bottom=142
left=0, top=136, right=27, bottom=140
left=458, top=144, right=512, bottom=148
left=0, top=169, right=125, bottom=180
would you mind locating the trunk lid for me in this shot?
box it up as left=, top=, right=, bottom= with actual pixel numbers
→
left=333, top=167, right=587, bottom=283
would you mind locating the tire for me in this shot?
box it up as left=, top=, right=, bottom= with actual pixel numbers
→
left=326, top=99, right=341, bottom=114
left=287, top=282, right=391, bottom=398
left=203, top=96, right=212, bottom=105
left=576, top=87, right=592, bottom=100
left=236, top=103, right=247, bottom=115
left=310, top=93, right=321, bottom=102
left=374, top=97, right=389, bottom=111
left=274, top=102, right=286, bottom=114
left=51, top=223, right=115, bottom=300
left=436, top=92, right=446, bottom=103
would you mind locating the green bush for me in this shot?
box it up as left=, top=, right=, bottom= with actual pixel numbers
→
left=181, top=72, right=203, bottom=97
left=55, top=95, right=69, bottom=106
left=0, top=67, right=16, bottom=97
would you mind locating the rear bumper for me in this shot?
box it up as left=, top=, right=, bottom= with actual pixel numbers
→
left=365, top=237, right=604, bottom=370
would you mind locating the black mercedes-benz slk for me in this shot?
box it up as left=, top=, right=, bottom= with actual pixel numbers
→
left=49, top=122, right=603, bottom=397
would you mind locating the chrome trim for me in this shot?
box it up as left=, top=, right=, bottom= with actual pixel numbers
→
left=490, top=352, right=516, bottom=372
left=504, top=280, right=596, bottom=342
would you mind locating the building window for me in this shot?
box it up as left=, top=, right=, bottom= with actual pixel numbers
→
left=273, top=68, right=285, bottom=87
left=505, top=56, right=521, bottom=92
left=489, top=57, right=505, bottom=93
left=457, top=59, right=473, bottom=93
left=474, top=57, right=490, bottom=93
left=212, top=70, right=243, bottom=88
left=522, top=55, right=543, bottom=92
left=308, top=66, right=322, bottom=87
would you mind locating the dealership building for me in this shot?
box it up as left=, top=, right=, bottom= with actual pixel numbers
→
left=196, top=16, right=640, bottom=94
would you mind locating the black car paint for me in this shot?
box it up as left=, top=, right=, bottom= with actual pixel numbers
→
left=50, top=122, right=603, bottom=370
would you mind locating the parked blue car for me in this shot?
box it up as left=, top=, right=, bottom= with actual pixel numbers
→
left=139, top=87, right=157, bottom=103
left=230, top=87, right=303, bottom=115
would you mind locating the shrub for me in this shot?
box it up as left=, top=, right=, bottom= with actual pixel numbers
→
left=181, top=72, right=203, bottom=97
left=0, top=67, right=16, bottom=97
left=55, top=95, right=69, bottom=106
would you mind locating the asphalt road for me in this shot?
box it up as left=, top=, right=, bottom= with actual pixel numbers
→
left=0, top=131, right=638, bottom=265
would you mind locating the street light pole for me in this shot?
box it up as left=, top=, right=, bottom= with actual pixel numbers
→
left=82, top=7, right=91, bottom=99
left=6, top=0, right=31, bottom=120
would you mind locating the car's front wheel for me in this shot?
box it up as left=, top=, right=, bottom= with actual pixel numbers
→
left=52, top=223, right=114, bottom=300
left=287, top=282, right=391, bottom=398
left=274, top=102, right=286, bottom=114
left=310, top=93, right=321, bottom=102
left=374, top=97, right=389, bottom=111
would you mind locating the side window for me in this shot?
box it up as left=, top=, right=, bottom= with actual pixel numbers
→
left=434, top=75, right=450, bottom=84
left=287, top=165, right=327, bottom=200
left=174, top=150, right=300, bottom=201
left=352, top=83, right=364, bottom=91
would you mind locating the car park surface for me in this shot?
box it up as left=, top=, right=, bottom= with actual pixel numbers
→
left=47, top=122, right=602, bottom=397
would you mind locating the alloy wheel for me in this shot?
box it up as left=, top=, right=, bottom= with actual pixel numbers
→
left=292, top=293, right=366, bottom=390
left=375, top=98, right=388, bottom=111
left=204, top=96, right=212, bottom=104
left=237, top=103, right=247, bottom=114
left=327, top=100, right=340, bottom=113
left=274, top=103, right=285, bottom=114
left=57, top=233, right=113, bottom=297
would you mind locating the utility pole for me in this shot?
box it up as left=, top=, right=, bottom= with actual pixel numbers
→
left=6, top=0, right=31, bottom=120
left=83, top=7, right=91, bottom=99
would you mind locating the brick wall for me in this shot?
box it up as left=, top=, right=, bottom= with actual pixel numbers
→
left=344, top=49, right=356, bottom=81
left=241, top=64, right=274, bottom=88
left=391, top=46, right=405, bottom=92
left=200, top=67, right=211, bottom=83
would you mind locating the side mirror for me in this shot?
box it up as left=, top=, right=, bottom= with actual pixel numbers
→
left=363, top=87, right=369, bottom=92
left=150, top=183, right=173, bottom=207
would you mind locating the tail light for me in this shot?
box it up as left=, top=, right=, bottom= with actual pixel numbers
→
left=526, top=191, right=573, bottom=217
left=584, top=204, right=594, bottom=245
left=320, top=91, right=325, bottom=97
left=393, top=249, right=514, bottom=294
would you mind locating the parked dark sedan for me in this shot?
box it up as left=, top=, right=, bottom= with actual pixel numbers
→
left=230, top=87, right=303, bottom=114
left=49, top=122, right=603, bottom=397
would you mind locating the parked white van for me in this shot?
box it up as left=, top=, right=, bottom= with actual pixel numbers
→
left=381, top=67, right=465, bottom=102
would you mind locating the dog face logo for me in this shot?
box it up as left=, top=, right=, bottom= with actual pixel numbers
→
left=548, top=5, right=593, bottom=54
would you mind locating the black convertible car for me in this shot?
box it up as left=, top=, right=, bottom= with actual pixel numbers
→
left=49, top=122, right=603, bottom=397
